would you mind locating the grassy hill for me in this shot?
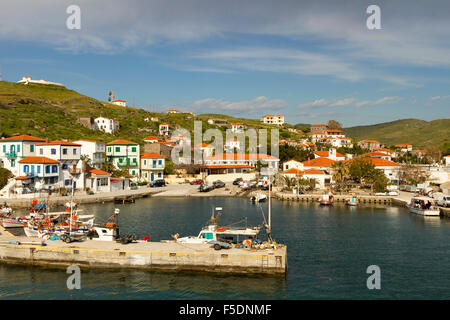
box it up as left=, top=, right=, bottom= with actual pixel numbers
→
left=0, top=80, right=448, bottom=152
left=343, top=119, right=450, bottom=151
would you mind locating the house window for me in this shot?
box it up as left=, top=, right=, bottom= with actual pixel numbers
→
left=133, top=158, right=137, bottom=163
left=108, top=147, right=111, bottom=152
left=45, top=165, right=51, bottom=173
left=62, top=164, right=68, bottom=170
left=145, top=173, right=148, bottom=178
left=51, top=148, right=56, bottom=155
left=17, top=145, right=20, bottom=152
left=24, top=165, right=29, bottom=173
left=52, top=165, right=58, bottom=173
left=158, top=173, right=162, bottom=178
left=62, top=148, right=67, bottom=155
left=40, top=149, right=43, bottom=155
left=132, top=170, right=135, bottom=175
left=65, top=179, right=72, bottom=186
left=132, top=147, right=137, bottom=152
left=158, top=160, right=162, bottom=166
left=119, top=158, right=123, bottom=163
left=115, top=147, right=120, bottom=152
left=37, top=166, right=40, bottom=174
left=30, top=145, right=34, bottom=152
left=2, top=145, right=5, bottom=153
left=153, top=160, right=157, bottom=167
left=144, top=160, right=147, bottom=165
left=11, top=160, right=15, bottom=167
left=73, top=149, right=77, bottom=155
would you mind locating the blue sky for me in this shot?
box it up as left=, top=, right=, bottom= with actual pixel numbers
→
left=1, top=0, right=449, bottom=127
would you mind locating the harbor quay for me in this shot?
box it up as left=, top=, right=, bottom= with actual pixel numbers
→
left=0, top=228, right=287, bottom=275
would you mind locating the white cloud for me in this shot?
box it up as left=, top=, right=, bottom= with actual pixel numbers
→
left=299, top=96, right=402, bottom=109
left=298, top=98, right=330, bottom=108
left=329, top=98, right=357, bottom=107
left=192, top=96, right=288, bottom=113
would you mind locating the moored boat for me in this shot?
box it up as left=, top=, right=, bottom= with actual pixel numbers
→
left=346, top=196, right=358, bottom=206
left=320, top=193, right=334, bottom=206
left=407, top=196, right=440, bottom=216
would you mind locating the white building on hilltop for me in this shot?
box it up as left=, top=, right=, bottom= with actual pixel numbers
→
left=111, top=99, right=127, bottom=107
left=17, top=76, right=64, bottom=87
left=261, top=114, right=285, bottom=126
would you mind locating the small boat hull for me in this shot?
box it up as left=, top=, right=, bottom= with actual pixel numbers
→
left=407, top=205, right=440, bottom=216
left=320, top=201, right=333, bottom=206
left=1, top=218, right=28, bottom=228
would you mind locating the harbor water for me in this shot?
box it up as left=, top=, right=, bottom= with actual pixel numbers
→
left=1, top=197, right=450, bottom=299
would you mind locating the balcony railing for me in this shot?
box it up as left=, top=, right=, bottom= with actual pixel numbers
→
left=5, top=152, right=17, bottom=158
left=117, top=161, right=138, bottom=167
left=69, top=168, right=81, bottom=175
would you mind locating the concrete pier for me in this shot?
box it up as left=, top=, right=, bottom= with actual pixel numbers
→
left=275, top=192, right=393, bottom=204
left=0, top=230, right=287, bottom=275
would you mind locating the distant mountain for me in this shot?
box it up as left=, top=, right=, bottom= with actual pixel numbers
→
left=343, top=118, right=450, bottom=150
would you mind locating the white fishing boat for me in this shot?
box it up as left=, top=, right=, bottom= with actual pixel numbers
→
left=250, top=192, right=267, bottom=203
left=175, top=207, right=261, bottom=245
left=407, top=196, right=440, bottom=216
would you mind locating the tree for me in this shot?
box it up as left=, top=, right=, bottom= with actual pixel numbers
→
left=327, top=120, right=342, bottom=130
left=397, top=164, right=430, bottom=185
left=279, top=145, right=314, bottom=164
left=0, top=168, right=12, bottom=190
left=424, top=145, right=441, bottom=164
left=331, top=161, right=350, bottom=192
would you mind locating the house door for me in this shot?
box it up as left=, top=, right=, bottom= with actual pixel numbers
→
left=151, top=173, right=154, bottom=181
left=73, top=181, right=77, bottom=189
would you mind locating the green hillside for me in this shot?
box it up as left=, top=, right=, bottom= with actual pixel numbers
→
left=343, top=119, right=450, bottom=151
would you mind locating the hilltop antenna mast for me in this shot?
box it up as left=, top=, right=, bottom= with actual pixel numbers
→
left=108, top=91, right=115, bottom=102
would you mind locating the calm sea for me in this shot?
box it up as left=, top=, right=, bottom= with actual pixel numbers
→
left=1, top=197, right=449, bottom=299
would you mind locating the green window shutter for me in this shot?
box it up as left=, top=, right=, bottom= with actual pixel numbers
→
left=17, top=144, right=20, bottom=152
left=115, top=147, right=120, bottom=152
left=132, top=147, right=136, bottom=152
left=30, top=145, right=34, bottom=152
left=108, top=147, right=111, bottom=152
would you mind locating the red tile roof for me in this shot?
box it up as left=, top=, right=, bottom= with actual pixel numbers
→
left=19, top=157, right=60, bottom=164
left=311, top=124, right=327, bottom=127
left=88, top=168, right=111, bottom=176
left=1, top=135, right=46, bottom=142
left=376, top=148, right=395, bottom=153
left=302, top=157, right=335, bottom=167
left=360, top=151, right=392, bottom=157
left=141, top=153, right=165, bottom=158
left=106, top=140, right=137, bottom=145
left=282, top=168, right=303, bottom=176
left=203, top=164, right=253, bottom=169
left=15, top=176, right=32, bottom=180
left=143, top=136, right=162, bottom=141
left=314, top=151, right=344, bottom=157
left=395, top=144, right=412, bottom=147
left=195, top=143, right=213, bottom=148
left=37, top=140, right=81, bottom=146
left=303, top=168, right=325, bottom=175
left=204, top=153, right=279, bottom=161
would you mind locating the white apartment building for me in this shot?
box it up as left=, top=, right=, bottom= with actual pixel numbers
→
left=72, top=139, right=106, bottom=169
left=261, top=114, right=285, bottom=126
left=16, top=156, right=61, bottom=192
left=230, top=124, right=244, bottom=133
left=0, top=135, right=46, bottom=176
left=94, top=117, right=119, bottom=134
left=106, top=140, right=140, bottom=177
left=36, top=141, right=82, bottom=188
left=159, top=123, right=172, bottom=136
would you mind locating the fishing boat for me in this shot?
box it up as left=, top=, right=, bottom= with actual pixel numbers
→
left=345, top=196, right=358, bottom=206
left=320, top=193, right=334, bottom=206
left=0, top=204, right=12, bottom=215
left=175, top=207, right=261, bottom=246
left=407, top=196, right=440, bottom=216
left=250, top=192, right=267, bottom=203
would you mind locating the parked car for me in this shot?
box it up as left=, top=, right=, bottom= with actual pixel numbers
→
left=190, top=179, right=204, bottom=185
left=213, top=180, right=225, bottom=188
left=437, top=195, right=450, bottom=207
left=150, top=179, right=166, bottom=187
left=233, top=178, right=243, bottom=185
left=199, top=183, right=214, bottom=192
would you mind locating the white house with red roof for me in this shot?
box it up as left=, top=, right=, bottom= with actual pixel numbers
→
left=0, top=134, right=46, bottom=176
left=395, top=144, right=413, bottom=153
left=261, top=114, right=285, bottom=126
left=111, top=99, right=127, bottom=107
left=230, top=123, right=244, bottom=133
left=444, top=155, right=450, bottom=167
left=194, top=143, right=215, bottom=160
left=14, top=156, right=61, bottom=193
left=143, top=136, right=163, bottom=144
left=282, top=159, right=303, bottom=171
left=36, top=140, right=82, bottom=188
left=167, top=109, right=179, bottom=114
left=159, top=123, right=172, bottom=136
left=72, top=139, right=106, bottom=169
left=106, top=140, right=140, bottom=177
left=225, top=138, right=241, bottom=152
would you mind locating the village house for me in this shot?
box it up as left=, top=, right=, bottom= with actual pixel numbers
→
left=395, top=144, right=413, bottom=153
left=85, top=168, right=111, bottom=193
left=72, top=139, right=106, bottom=169
left=360, top=151, right=393, bottom=161
left=111, top=99, right=127, bottom=107
left=0, top=135, right=46, bottom=176
left=301, top=157, right=335, bottom=172
left=194, top=143, right=215, bottom=162
left=94, top=117, right=120, bottom=134
left=15, top=156, right=61, bottom=193
left=159, top=123, right=172, bottom=136
left=444, top=155, right=450, bottom=167
left=140, top=153, right=165, bottom=182
left=358, top=140, right=383, bottom=151
left=261, top=114, right=285, bottom=126
left=282, top=159, right=303, bottom=171
left=167, top=109, right=179, bottom=114
left=376, top=148, right=397, bottom=158
left=106, top=140, right=140, bottom=177
left=310, top=124, right=328, bottom=133
left=225, top=138, right=241, bottom=152
left=203, top=153, right=279, bottom=177
left=412, top=150, right=427, bottom=160
left=230, top=124, right=244, bottom=133
left=144, top=141, right=174, bottom=159
left=36, top=140, right=82, bottom=188
left=143, top=136, right=163, bottom=144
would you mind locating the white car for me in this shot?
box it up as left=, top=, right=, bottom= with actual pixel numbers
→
left=436, top=195, right=450, bottom=207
